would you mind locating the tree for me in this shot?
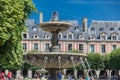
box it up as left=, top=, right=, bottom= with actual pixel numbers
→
left=104, top=54, right=110, bottom=69
left=87, top=53, right=105, bottom=70
left=0, top=0, right=36, bottom=69
left=109, top=48, right=120, bottom=70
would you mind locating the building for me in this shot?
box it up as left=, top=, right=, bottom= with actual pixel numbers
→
left=22, top=18, right=120, bottom=54
left=21, top=12, right=120, bottom=79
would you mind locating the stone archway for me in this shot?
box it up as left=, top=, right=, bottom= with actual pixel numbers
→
left=111, top=70, right=119, bottom=79
left=99, top=70, right=107, bottom=79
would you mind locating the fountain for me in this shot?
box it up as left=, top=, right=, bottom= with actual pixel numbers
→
left=24, top=11, right=86, bottom=79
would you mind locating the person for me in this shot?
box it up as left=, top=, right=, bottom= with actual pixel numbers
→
left=1, top=72, right=5, bottom=80
left=58, top=72, right=62, bottom=80
left=7, top=71, right=12, bottom=80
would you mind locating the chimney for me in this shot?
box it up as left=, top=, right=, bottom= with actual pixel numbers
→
left=82, top=18, right=87, bottom=32
left=39, top=11, right=43, bottom=23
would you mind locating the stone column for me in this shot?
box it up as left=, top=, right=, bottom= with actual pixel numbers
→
left=109, top=70, right=112, bottom=79
left=96, top=70, right=100, bottom=79
left=74, top=70, right=77, bottom=79
left=27, top=70, right=32, bottom=78
left=63, top=69, right=66, bottom=79
left=106, top=69, right=110, bottom=79
left=16, top=70, right=21, bottom=78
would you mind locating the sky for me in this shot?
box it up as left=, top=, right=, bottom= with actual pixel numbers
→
left=29, top=0, right=120, bottom=25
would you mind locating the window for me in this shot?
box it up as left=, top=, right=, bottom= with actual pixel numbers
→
left=23, top=43, right=27, bottom=51
left=58, top=44, right=61, bottom=50
left=23, top=34, right=27, bottom=38
left=90, top=36, right=95, bottom=40
left=101, top=45, right=106, bottom=53
left=90, top=44, right=94, bottom=53
left=34, top=35, right=39, bottom=38
left=112, top=45, right=116, bottom=50
left=118, top=28, right=120, bottom=31
left=101, top=35, right=106, bottom=40
left=110, top=28, right=114, bottom=31
left=58, top=34, right=62, bottom=39
left=79, top=44, right=83, bottom=52
left=68, top=34, right=72, bottom=39
left=112, top=36, right=117, bottom=40
left=79, top=36, right=84, bottom=40
left=63, top=35, right=66, bottom=39
left=45, top=43, right=49, bottom=50
left=68, top=44, right=72, bottom=50
left=91, top=27, right=95, bottom=31
left=34, top=43, right=38, bottom=50
left=99, top=28, right=104, bottom=31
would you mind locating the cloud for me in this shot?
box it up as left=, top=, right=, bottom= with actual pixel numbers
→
left=68, top=1, right=120, bottom=4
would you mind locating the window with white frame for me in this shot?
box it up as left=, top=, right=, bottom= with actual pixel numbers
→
left=112, top=45, right=117, bottom=50
left=79, top=35, right=84, bottom=40
left=45, top=43, right=49, bottom=50
left=111, top=33, right=118, bottom=40
left=101, top=44, right=106, bottom=53
left=68, top=33, right=73, bottom=39
left=90, top=36, right=95, bottom=40
left=79, top=44, right=83, bottom=52
left=100, top=33, right=107, bottom=40
left=23, top=43, right=27, bottom=51
left=90, top=44, right=94, bottom=53
left=68, top=44, right=72, bottom=50
left=34, top=43, right=38, bottom=50
left=34, top=34, right=39, bottom=38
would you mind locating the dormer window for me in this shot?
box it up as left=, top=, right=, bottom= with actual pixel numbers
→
left=67, top=32, right=73, bottom=39
left=111, top=32, right=118, bottom=40
left=100, top=32, right=107, bottom=40
left=99, top=28, right=104, bottom=31
left=23, top=33, right=28, bottom=38
left=101, top=35, right=106, bottom=40
left=34, top=34, right=39, bottom=38
left=63, top=35, right=66, bottom=39
left=79, top=35, right=84, bottom=40
left=91, top=27, right=95, bottom=31
left=44, top=34, right=50, bottom=39
left=110, top=28, right=114, bottom=31
left=90, top=36, right=95, bottom=40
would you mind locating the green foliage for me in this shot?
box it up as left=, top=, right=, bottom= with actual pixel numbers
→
left=104, top=54, right=110, bottom=69
left=23, top=62, right=40, bottom=70
left=109, top=48, right=120, bottom=70
left=0, top=0, right=36, bottom=69
left=87, top=53, right=105, bottom=70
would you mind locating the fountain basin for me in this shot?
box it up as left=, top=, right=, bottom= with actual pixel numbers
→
left=40, top=22, right=72, bottom=32
left=24, top=52, right=86, bottom=69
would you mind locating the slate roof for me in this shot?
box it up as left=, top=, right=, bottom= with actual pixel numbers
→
left=24, top=19, right=120, bottom=40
